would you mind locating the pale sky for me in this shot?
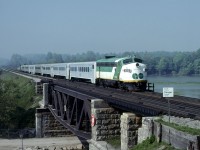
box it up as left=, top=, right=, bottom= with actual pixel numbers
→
left=0, top=0, right=200, bottom=59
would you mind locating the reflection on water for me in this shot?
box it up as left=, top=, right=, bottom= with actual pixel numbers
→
left=147, top=76, right=200, bottom=99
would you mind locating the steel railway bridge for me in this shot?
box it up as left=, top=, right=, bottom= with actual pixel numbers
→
left=40, top=79, right=200, bottom=139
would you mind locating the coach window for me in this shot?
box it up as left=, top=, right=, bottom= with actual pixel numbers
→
left=59, top=67, right=65, bottom=71
left=54, top=67, right=58, bottom=70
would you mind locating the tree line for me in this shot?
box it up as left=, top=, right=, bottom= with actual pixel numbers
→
left=8, top=49, right=200, bottom=76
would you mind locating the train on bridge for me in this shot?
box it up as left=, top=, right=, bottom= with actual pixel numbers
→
left=19, top=56, right=147, bottom=90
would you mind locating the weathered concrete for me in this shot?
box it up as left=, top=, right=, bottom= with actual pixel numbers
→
left=90, top=99, right=121, bottom=150
left=35, top=112, right=42, bottom=138
left=121, top=113, right=141, bottom=150
left=138, top=117, right=155, bottom=144
left=35, top=108, right=73, bottom=138
left=43, top=83, right=49, bottom=108
left=89, top=139, right=119, bottom=150
left=138, top=117, right=200, bottom=150
left=35, top=81, right=43, bottom=94
left=163, top=115, right=200, bottom=130
left=161, top=124, right=200, bottom=150
left=91, top=99, right=121, bottom=141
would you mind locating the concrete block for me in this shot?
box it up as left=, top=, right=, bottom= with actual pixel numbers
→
left=91, top=99, right=110, bottom=108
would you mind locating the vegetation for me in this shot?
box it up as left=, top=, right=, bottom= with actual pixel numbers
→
left=106, top=135, right=178, bottom=150
left=156, top=119, right=200, bottom=135
left=8, top=49, right=200, bottom=76
left=0, top=70, right=41, bottom=129
left=132, top=135, right=178, bottom=150
left=106, top=136, right=121, bottom=148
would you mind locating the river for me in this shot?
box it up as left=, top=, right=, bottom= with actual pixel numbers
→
left=147, top=75, right=200, bottom=99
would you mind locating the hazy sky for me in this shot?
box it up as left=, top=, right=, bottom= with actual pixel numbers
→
left=1, top=0, right=200, bottom=59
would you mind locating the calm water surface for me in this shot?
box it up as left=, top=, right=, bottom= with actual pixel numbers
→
left=147, top=76, right=200, bottom=99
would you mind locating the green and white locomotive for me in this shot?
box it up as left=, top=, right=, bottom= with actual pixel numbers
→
left=96, top=56, right=147, bottom=90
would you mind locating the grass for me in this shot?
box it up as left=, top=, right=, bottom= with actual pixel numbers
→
left=106, top=135, right=178, bottom=150
left=132, top=136, right=178, bottom=150
left=106, top=136, right=121, bottom=148
left=0, top=71, right=41, bottom=109
left=156, top=118, right=200, bottom=135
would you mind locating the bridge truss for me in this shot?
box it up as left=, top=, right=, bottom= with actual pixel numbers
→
left=47, top=84, right=95, bottom=139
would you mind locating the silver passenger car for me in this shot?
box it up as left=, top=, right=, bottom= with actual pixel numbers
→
left=69, top=61, right=96, bottom=83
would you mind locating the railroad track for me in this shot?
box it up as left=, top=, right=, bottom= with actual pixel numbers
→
left=9, top=70, right=200, bottom=120
left=47, top=78, right=200, bottom=120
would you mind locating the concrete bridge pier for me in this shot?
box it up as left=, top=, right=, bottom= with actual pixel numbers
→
left=43, top=83, right=49, bottom=108
left=89, top=99, right=143, bottom=150
left=35, top=83, right=72, bottom=138
left=35, top=81, right=43, bottom=94
left=121, top=113, right=141, bottom=150
left=89, top=99, right=121, bottom=150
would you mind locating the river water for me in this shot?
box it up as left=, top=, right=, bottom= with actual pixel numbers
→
left=147, top=76, right=200, bottom=99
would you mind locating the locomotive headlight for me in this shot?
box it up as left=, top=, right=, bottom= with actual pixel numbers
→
left=139, top=73, right=143, bottom=79
left=132, top=73, right=138, bottom=79
left=136, top=63, right=139, bottom=67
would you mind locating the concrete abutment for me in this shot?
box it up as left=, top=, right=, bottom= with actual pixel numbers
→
left=35, top=108, right=73, bottom=138
left=35, top=83, right=73, bottom=138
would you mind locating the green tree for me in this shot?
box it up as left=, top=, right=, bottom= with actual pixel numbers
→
left=46, top=52, right=63, bottom=63
left=156, top=57, right=168, bottom=75
left=173, top=52, right=185, bottom=74
left=0, top=80, right=16, bottom=128
left=194, top=58, right=200, bottom=74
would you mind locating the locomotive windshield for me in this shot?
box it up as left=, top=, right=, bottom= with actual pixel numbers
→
left=123, top=58, right=133, bottom=64
left=134, top=58, right=143, bottom=63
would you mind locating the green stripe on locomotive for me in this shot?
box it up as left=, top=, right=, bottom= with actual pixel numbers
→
left=96, top=66, right=113, bottom=72
left=96, top=56, right=132, bottom=80
left=113, top=61, right=122, bottom=80
left=96, top=57, right=119, bottom=73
